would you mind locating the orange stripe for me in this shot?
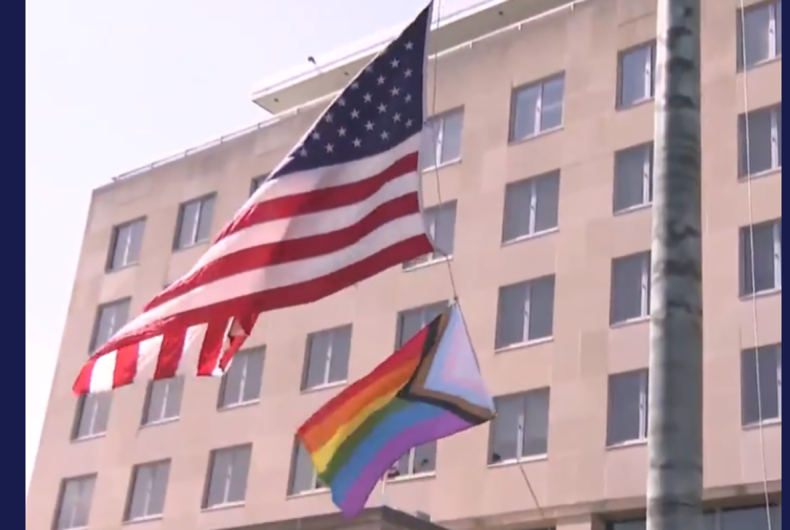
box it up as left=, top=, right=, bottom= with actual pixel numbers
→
left=300, top=358, right=420, bottom=451
left=297, top=326, right=428, bottom=436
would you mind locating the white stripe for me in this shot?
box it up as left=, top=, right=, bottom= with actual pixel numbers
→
left=89, top=352, right=118, bottom=393
left=194, top=171, right=420, bottom=269
left=115, top=212, right=427, bottom=333
left=244, top=133, right=421, bottom=208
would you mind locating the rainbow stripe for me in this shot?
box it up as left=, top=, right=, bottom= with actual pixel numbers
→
left=296, top=305, right=495, bottom=518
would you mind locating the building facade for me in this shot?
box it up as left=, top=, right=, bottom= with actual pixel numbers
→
left=27, top=0, right=782, bottom=529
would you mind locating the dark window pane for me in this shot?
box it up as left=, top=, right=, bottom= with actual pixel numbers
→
left=533, top=172, right=560, bottom=232
left=502, top=180, right=532, bottom=241
left=440, top=112, right=463, bottom=162
left=607, top=371, right=646, bottom=445
left=522, top=389, right=550, bottom=456
left=528, top=276, right=555, bottom=340
left=496, top=283, right=528, bottom=348
left=241, top=350, right=264, bottom=402
left=177, top=201, right=201, bottom=248
left=512, top=85, right=539, bottom=140
left=327, top=326, right=352, bottom=383
left=304, top=333, right=330, bottom=389
left=196, top=197, right=215, bottom=243
left=290, top=443, right=318, bottom=494
left=610, top=253, right=648, bottom=323
left=489, top=396, right=522, bottom=463
left=540, top=76, right=565, bottom=130
left=412, top=442, right=437, bottom=473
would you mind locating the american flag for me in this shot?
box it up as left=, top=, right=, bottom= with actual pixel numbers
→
left=73, top=3, right=435, bottom=395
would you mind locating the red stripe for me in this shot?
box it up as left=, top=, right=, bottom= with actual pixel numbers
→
left=214, top=152, right=418, bottom=243
left=93, top=235, right=433, bottom=358
left=73, top=357, right=97, bottom=394
left=112, top=344, right=140, bottom=388
left=146, top=193, right=421, bottom=311
left=196, top=321, right=226, bottom=376
left=153, top=331, right=186, bottom=379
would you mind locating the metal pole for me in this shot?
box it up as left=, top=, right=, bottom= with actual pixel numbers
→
left=647, top=0, right=704, bottom=530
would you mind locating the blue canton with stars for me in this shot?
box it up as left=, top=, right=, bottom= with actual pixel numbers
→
left=273, top=3, right=431, bottom=179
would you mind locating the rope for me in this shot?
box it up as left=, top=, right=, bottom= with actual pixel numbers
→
left=736, top=2, right=775, bottom=527
left=424, top=0, right=545, bottom=519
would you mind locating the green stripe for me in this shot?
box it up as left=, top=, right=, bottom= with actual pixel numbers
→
left=319, top=398, right=408, bottom=484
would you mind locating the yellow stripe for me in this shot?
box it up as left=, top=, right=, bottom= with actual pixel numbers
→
left=312, top=390, right=397, bottom=472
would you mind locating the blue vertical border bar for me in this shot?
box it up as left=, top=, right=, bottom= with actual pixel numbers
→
left=11, top=0, right=27, bottom=523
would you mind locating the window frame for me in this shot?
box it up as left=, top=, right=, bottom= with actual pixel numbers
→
left=404, top=201, right=457, bottom=270
left=613, top=142, right=654, bottom=213
left=124, top=460, right=171, bottom=522
left=737, top=0, right=782, bottom=71
left=89, top=298, right=131, bottom=354
left=739, top=219, right=782, bottom=296
left=741, top=343, right=782, bottom=426
left=494, top=276, right=556, bottom=350
left=141, top=377, right=185, bottom=426
left=738, top=103, right=782, bottom=178
left=487, top=389, right=550, bottom=465
left=606, top=369, right=649, bottom=447
left=502, top=170, right=561, bottom=243
left=616, top=41, right=656, bottom=109
left=388, top=442, right=438, bottom=479
left=217, top=347, right=265, bottom=409
left=609, top=252, right=652, bottom=325
left=301, top=325, right=352, bottom=391
left=173, top=193, right=216, bottom=250
left=394, top=301, right=449, bottom=350
left=55, top=474, right=97, bottom=530
left=71, top=393, right=112, bottom=441
left=421, top=108, right=464, bottom=170
left=202, top=444, right=252, bottom=508
left=287, top=441, right=328, bottom=495
left=509, top=73, right=566, bottom=142
left=106, top=217, right=146, bottom=272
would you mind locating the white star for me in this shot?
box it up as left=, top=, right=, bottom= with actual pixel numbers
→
left=324, top=112, right=334, bottom=123
left=390, top=86, right=400, bottom=96
left=404, top=94, right=412, bottom=103
left=390, top=58, right=400, bottom=68
left=338, top=97, right=346, bottom=107
left=377, top=103, right=387, bottom=114
left=350, top=81, right=359, bottom=90
left=363, top=93, right=373, bottom=103
left=312, top=131, right=321, bottom=140
left=404, top=68, right=413, bottom=78
left=405, top=41, right=413, bottom=50
left=325, top=143, right=334, bottom=153
left=377, top=75, right=386, bottom=85
left=393, top=113, right=402, bottom=122
left=352, top=138, right=362, bottom=147
left=338, top=127, right=347, bottom=137
left=380, top=131, right=390, bottom=140
left=364, top=121, right=374, bottom=131
left=299, top=147, right=308, bottom=157
left=405, top=119, right=414, bottom=128
left=350, top=109, right=360, bottom=119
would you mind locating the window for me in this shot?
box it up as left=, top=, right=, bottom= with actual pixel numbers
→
left=72, top=393, right=112, bottom=440
left=107, top=218, right=145, bottom=271
left=420, top=109, right=463, bottom=169
left=607, top=369, right=649, bottom=446
left=610, top=252, right=651, bottom=325
left=737, top=0, right=782, bottom=70
left=250, top=174, right=267, bottom=196
left=404, top=202, right=457, bottom=268
left=739, top=219, right=782, bottom=295
left=502, top=171, right=560, bottom=243
left=141, top=377, right=184, bottom=425
left=288, top=442, right=326, bottom=495
left=488, top=389, right=550, bottom=464
left=395, top=301, right=448, bottom=349
left=613, top=143, right=653, bottom=212
left=495, top=276, right=555, bottom=349
left=174, top=195, right=215, bottom=249
left=738, top=103, right=782, bottom=177
left=302, top=325, right=352, bottom=390
left=741, top=343, right=782, bottom=425
left=125, top=460, right=170, bottom=521
left=55, top=475, right=96, bottom=530
left=389, top=442, right=437, bottom=478
left=90, top=298, right=130, bottom=353
left=510, top=74, right=565, bottom=141
left=203, top=445, right=252, bottom=508
left=217, top=348, right=265, bottom=409
left=617, top=42, right=655, bottom=108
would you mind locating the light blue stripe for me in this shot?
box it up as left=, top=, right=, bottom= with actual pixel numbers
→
left=331, top=401, right=444, bottom=503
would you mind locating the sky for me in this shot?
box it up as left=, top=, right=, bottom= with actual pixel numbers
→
left=26, top=0, right=482, bottom=495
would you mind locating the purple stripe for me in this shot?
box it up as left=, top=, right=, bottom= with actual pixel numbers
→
left=338, top=412, right=473, bottom=518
